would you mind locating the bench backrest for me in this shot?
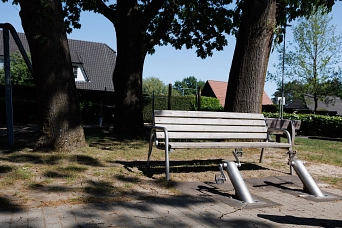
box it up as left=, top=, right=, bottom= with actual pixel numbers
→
left=265, top=118, right=301, bottom=131
left=153, top=110, right=268, bottom=140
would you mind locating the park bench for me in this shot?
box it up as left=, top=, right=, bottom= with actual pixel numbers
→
left=147, top=110, right=294, bottom=180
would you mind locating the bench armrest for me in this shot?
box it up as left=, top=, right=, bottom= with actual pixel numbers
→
left=267, top=128, right=292, bottom=145
left=149, top=125, right=169, bottom=148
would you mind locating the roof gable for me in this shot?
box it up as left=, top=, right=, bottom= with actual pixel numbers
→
left=202, top=80, right=273, bottom=106
left=0, top=30, right=116, bottom=92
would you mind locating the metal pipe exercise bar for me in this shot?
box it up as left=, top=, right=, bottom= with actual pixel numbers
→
left=215, top=150, right=254, bottom=203
left=288, top=152, right=325, bottom=197
left=0, top=23, right=33, bottom=147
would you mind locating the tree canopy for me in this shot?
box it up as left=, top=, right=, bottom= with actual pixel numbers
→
left=142, top=76, right=168, bottom=95
left=0, top=51, right=34, bottom=86
left=269, top=6, right=342, bottom=112
left=173, top=76, right=205, bottom=96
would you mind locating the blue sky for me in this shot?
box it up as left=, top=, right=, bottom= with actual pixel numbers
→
left=1, top=2, right=342, bottom=99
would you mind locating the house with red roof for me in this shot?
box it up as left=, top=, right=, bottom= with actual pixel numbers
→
left=201, top=80, right=273, bottom=107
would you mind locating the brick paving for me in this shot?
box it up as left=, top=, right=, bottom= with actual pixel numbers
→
left=0, top=175, right=341, bottom=228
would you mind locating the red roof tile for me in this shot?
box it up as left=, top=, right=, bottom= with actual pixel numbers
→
left=203, top=80, right=273, bottom=106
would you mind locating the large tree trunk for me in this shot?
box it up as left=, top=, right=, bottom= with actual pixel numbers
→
left=112, top=16, right=145, bottom=137
left=19, top=0, right=86, bottom=151
left=224, top=0, right=276, bottom=113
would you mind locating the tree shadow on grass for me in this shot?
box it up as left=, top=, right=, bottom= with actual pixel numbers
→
left=0, top=133, right=37, bottom=154
left=70, top=154, right=104, bottom=166
left=0, top=164, right=14, bottom=173
left=115, top=159, right=269, bottom=177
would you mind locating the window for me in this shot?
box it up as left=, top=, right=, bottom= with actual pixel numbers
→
left=72, top=64, right=88, bottom=82
left=73, top=66, right=78, bottom=78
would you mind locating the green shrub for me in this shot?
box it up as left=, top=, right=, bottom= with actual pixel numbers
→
left=193, top=96, right=223, bottom=111
left=263, top=112, right=342, bottom=138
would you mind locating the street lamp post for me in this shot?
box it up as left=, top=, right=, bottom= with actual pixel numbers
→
left=280, top=21, right=291, bottom=119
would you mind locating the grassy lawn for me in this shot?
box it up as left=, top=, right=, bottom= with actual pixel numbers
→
left=294, top=137, right=342, bottom=167
left=0, top=127, right=341, bottom=209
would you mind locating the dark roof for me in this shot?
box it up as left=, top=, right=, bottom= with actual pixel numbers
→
left=0, top=30, right=116, bottom=92
left=285, top=96, right=342, bottom=115
left=201, top=80, right=273, bottom=106
left=285, top=100, right=308, bottom=110
left=306, top=96, right=342, bottom=115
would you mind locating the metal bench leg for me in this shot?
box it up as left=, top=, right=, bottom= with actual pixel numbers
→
left=259, top=148, right=265, bottom=163
left=288, top=150, right=296, bottom=175
left=147, top=131, right=155, bottom=168
left=165, top=147, right=170, bottom=181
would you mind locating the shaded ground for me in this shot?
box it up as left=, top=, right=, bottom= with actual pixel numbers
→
left=0, top=125, right=341, bottom=210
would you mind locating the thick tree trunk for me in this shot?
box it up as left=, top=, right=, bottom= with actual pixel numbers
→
left=113, top=20, right=145, bottom=137
left=224, top=0, right=276, bottom=113
left=19, top=0, right=86, bottom=151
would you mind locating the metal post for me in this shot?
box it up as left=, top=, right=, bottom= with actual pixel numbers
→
left=1, top=23, right=33, bottom=147
left=3, top=24, right=14, bottom=146
left=168, top=83, right=172, bottom=110
left=223, top=161, right=254, bottom=203
left=197, top=86, right=201, bottom=111
left=151, top=91, right=155, bottom=124
left=291, top=159, right=324, bottom=197
left=280, top=25, right=286, bottom=120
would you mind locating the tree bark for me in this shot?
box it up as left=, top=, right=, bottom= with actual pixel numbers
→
left=113, top=18, right=146, bottom=137
left=96, top=0, right=176, bottom=137
left=224, top=0, right=276, bottom=113
left=19, top=0, right=86, bottom=151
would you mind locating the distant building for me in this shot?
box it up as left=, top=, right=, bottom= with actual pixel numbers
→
left=201, top=80, right=273, bottom=107
left=285, top=96, right=342, bottom=115
left=0, top=30, right=116, bottom=92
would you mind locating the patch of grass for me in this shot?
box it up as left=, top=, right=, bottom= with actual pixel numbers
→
left=0, top=165, right=33, bottom=187
left=318, top=176, right=342, bottom=189
left=294, top=137, right=342, bottom=167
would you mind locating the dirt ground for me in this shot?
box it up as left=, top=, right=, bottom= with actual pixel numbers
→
left=1, top=142, right=341, bottom=210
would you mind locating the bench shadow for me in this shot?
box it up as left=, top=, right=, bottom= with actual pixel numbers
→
left=254, top=180, right=302, bottom=192
left=257, top=214, right=342, bottom=227
left=115, top=160, right=269, bottom=177
left=0, top=196, right=25, bottom=211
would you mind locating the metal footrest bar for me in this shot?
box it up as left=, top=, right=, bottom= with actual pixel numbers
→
left=215, top=151, right=254, bottom=203
left=290, top=159, right=324, bottom=197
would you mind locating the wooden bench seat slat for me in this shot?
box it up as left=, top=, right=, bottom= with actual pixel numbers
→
left=155, top=117, right=266, bottom=126
left=160, top=142, right=292, bottom=149
left=156, top=132, right=268, bottom=139
left=154, top=110, right=265, bottom=119
left=155, top=124, right=268, bottom=133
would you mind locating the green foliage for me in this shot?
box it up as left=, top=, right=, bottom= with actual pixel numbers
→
left=268, top=6, right=342, bottom=110
left=271, top=80, right=305, bottom=104
left=173, top=76, right=205, bottom=96
left=142, top=76, right=168, bottom=95
left=193, top=96, right=222, bottom=111
left=262, top=104, right=278, bottom=113
left=0, top=51, right=34, bottom=86
left=263, top=112, right=342, bottom=138
left=142, top=95, right=194, bottom=123
left=61, top=0, right=336, bottom=57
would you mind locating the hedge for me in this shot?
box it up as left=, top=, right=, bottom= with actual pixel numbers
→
left=264, top=112, right=342, bottom=139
